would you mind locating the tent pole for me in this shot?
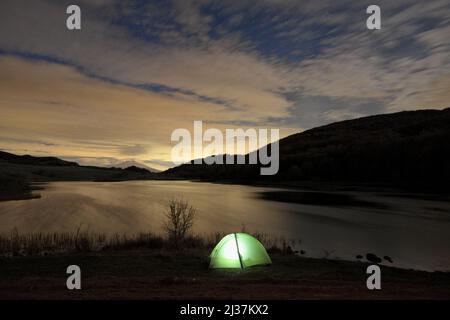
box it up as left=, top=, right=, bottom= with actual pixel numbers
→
left=234, top=233, right=244, bottom=269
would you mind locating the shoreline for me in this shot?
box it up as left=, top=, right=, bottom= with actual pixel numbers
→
left=2, top=167, right=450, bottom=203
left=0, top=183, right=45, bottom=202
left=0, top=193, right=41, bottom=202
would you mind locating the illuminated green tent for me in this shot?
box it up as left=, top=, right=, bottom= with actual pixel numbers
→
left=209, top=233, right=272, bottom=269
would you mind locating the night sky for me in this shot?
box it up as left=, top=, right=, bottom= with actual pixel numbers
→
left=0, top=0, right=449, bottom=169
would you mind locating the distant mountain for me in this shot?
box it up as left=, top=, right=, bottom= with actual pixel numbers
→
left=122, top=165, right=151, bottom=174
left=0, top=151, right=157, bottom=199
left=110, top=160, right=160, bottom=173
left=0, top=151, right=79, bottom=167
left=164, top=108, right=450, bottom=191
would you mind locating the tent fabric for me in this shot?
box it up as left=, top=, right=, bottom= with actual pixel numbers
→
left=209, top=233, right=272, bottom=269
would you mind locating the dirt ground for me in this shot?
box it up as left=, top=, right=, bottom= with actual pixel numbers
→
left=1, top=249, right=449, bottom=299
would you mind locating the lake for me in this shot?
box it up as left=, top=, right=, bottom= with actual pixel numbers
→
left=1, top=180, right=450, bottom=271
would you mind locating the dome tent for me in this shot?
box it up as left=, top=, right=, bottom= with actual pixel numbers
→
left=209, top=233, right=272, bottom=269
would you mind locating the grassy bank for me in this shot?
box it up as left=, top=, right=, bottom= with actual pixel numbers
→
left=0, top=230, right=298, bottom=257
left=0, top=230, right=449, bottom=299
left=1, top=248, right=450, bottom=299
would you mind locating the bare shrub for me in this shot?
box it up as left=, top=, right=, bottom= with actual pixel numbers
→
left=163, top=199, right=196, bottom=246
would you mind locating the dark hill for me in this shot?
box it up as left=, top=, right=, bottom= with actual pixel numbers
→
left=0, top=151, right=78, bottom=167
left=164, top=108, right=450, bottom=191
left=124, top=165, right=151, bottom=174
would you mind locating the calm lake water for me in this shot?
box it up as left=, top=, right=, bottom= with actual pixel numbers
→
left=1, top=180, right=450, bottom=272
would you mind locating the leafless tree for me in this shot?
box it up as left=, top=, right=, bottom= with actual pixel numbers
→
left=163, top=199, right=196, bottom=245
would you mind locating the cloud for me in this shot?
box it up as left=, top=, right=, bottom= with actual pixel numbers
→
left=1, top=0, right=448, bottom=116
left=0, top=0, right=295, bottom=122
left=118, top=144, right=148, bottom=156
left=60, top=156, right=123, bottom=167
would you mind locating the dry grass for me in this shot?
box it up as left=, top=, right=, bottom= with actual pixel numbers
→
left=0, top=228, right=299, bottom=257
